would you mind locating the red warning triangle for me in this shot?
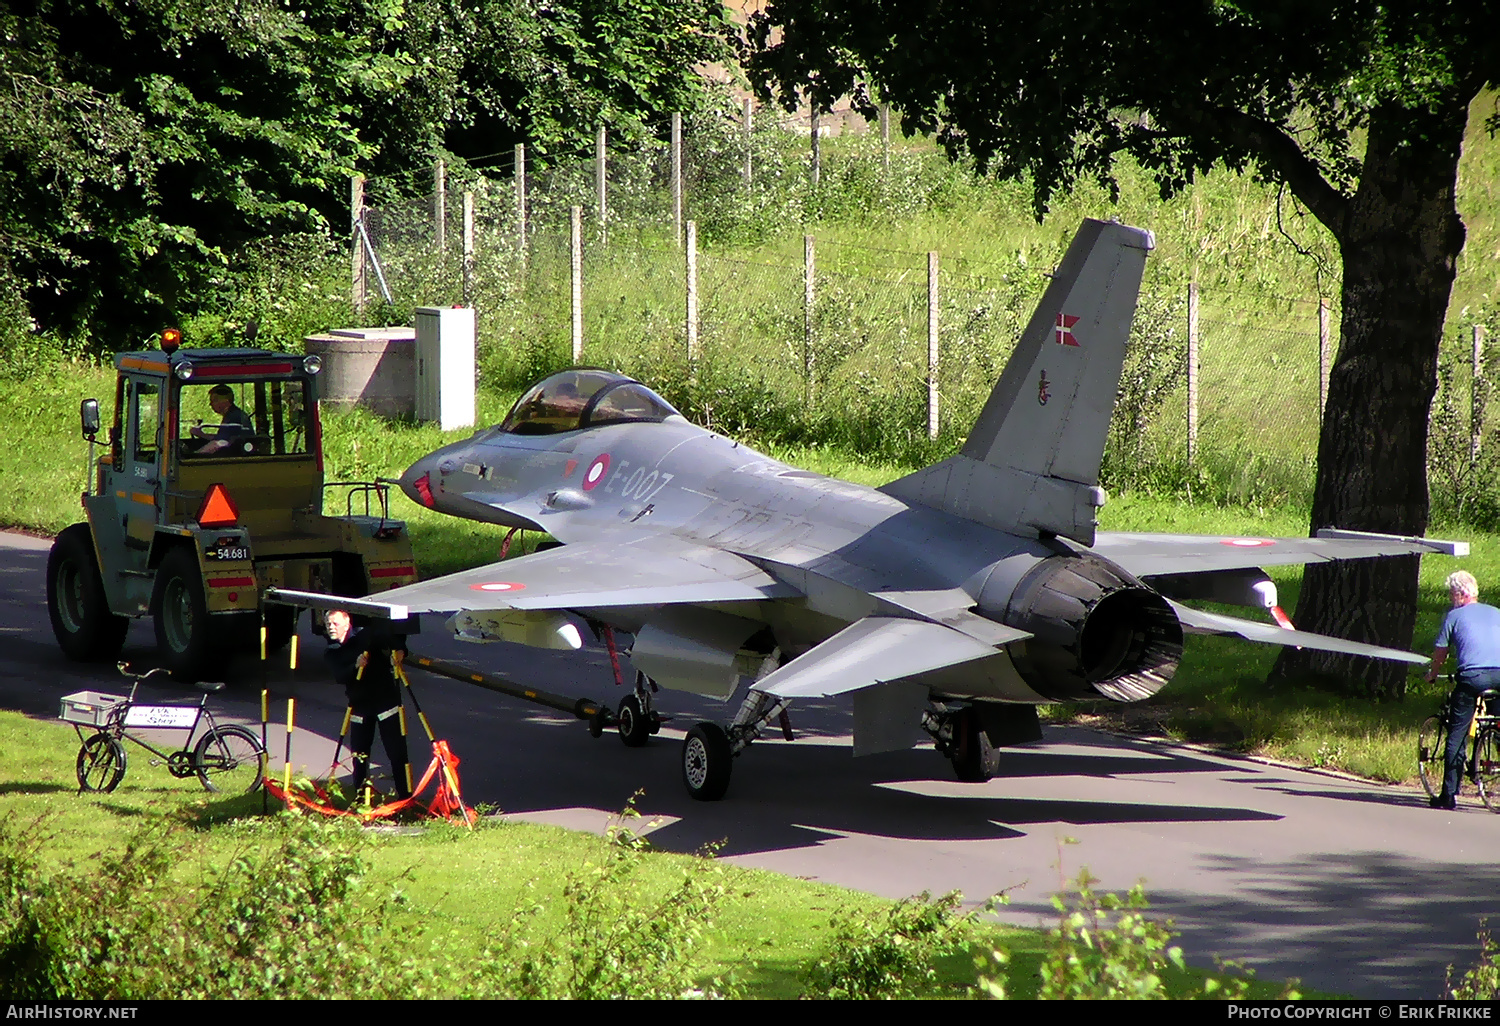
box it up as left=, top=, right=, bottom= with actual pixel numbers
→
left=196, top=483, right=239, bottom=527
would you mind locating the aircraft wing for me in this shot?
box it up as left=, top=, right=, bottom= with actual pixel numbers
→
left=756, top=616, right=1028, bottom=699
left=271, top=536, right=800, bottom=618
left=1166, top=599, right=1427, bottom=664
left=1094, top=528, right=1468, bottom=578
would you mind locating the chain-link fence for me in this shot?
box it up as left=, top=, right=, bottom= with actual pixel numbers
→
left=348, top=115, right=1408, bottom=499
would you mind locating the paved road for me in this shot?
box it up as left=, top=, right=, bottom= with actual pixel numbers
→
left=5, top=530, right=1498, bottom=997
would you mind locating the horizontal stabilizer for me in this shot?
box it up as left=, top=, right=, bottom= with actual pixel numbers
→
left=757, top=616, right=1012, bottom=699
left=1100, top=530, right=1467, bottom=577
left=1167, top=599, right=1427, bottom=665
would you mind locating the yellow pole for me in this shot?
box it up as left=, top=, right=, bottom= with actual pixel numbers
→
left=260, top=689, right=269, bottom=811
left=283, top=698, right=296, bottom=793
left=260, top=624, right=268, bottom=662
left=289, top=633, right=299, bottom=670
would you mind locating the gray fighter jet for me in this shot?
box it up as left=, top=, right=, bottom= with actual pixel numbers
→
left=271, top=218, right=1465, bottom=801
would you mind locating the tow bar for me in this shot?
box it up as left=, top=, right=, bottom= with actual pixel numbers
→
left=406, top=653, right=618, bottom=736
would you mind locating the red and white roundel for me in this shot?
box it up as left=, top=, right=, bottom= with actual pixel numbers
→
left=470, top=581, right=527, bottom=592
left=581, top=453, right=611, bottom=491
left=1219, top=538, right=1275, bottom=547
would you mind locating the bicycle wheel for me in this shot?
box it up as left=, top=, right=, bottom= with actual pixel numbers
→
left=1418, top=714, right=1446, bottom=798
left=1475, top=728, right=1500, bottom=813
left=76, top=733, right=126, bottom=793
left=193, top=725, right=265, bottom=795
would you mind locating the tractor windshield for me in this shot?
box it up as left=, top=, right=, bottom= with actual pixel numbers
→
left=177, top=379, right=312, bottom=459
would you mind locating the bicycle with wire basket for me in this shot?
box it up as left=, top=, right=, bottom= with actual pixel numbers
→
left=60, top=662, right=266, bottom=795
left=1417, top=676, right=1500, bottom=811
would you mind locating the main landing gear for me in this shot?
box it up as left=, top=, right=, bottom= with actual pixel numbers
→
left=680, top=687, right=794, bottom=801
left=924, top=703, right=1002, bottom=782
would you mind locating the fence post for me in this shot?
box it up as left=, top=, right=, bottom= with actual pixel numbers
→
left=595, top=125, right=607, bottom=238
left=571, top=205, right=583, bottom=363
left=434, top=159, right=447, bottom=254
left=350, top=174, right=367, bottom=317
left=1474, top=324, right=1487, bottom=461
left=804, top=234, right=815, bottom=405
left=462, top=190, right=475, bottom=306
left=1187, top=281, right=1199, bottom=465
left=927, top=251, right=939, bottom=440
left=810, top=106, right=821, bottom=188
left=671, top=112, right=683, bottom=246
left=743, top=98, right=753, bottom=193
left=880, top=105, right=891, bottom=176
left=1319, top=296, right=1331, bottom=420
left=686, top=220, right=698, bottom=364
left=514, top=143, right=527, bottom=266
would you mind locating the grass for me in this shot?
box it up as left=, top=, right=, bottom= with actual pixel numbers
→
left=1, top=709, right=1310, bottom=999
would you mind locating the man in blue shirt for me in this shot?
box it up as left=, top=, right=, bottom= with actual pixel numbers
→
left=1425, top=571, right=1500, bottom=809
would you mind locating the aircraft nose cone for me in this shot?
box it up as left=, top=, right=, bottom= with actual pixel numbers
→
left=399, top=455, right=438, bottom=509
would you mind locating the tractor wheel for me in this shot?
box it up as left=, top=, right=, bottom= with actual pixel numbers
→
left=152, top=547, right=215, bottom=679
left=47, top=524, right=129, bottom=662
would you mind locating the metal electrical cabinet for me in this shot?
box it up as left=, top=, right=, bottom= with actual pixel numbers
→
left=415, top=306, right=475, bottom=431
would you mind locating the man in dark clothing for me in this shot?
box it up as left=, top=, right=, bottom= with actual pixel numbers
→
left=1426, top=570, right=1500, bottom=810
left=324, top=608, right=412, bottom=800
left=191, top=384, right=254, bottom=455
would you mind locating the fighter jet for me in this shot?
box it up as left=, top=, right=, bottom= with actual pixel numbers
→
left=270, top=218, right=1465, bottom=801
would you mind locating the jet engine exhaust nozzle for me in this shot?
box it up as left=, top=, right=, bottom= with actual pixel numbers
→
left=999, top=554, right=1183, bottom=703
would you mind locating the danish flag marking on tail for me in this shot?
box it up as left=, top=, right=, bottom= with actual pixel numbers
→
left=1055, top=313, right=1081, bottom=346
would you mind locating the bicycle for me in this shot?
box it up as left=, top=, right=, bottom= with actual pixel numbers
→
left=1417, top=677, right=1500, bottom=811
left=60, top=663, right=266, bottom=795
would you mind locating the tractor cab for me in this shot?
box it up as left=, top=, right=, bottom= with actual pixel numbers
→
left=48, top=330, right=416, bottom=679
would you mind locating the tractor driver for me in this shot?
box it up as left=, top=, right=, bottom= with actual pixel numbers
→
left=1425, top=570, right=1500, bottom=810
left=190, top=384, right=252, bottom=454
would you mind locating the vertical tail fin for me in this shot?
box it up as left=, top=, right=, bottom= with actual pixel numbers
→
left=881, top=218, right=1154, bottom=546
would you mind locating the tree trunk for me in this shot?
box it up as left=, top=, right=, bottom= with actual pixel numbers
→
left=1270, top=97, right=1472, bottom=700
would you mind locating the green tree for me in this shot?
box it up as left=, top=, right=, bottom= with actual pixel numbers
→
left=0, top=0, right=732, bottom=347
left=0, top=0, right=407, bottom=343
left=747, top=0, right=1498, bottom=699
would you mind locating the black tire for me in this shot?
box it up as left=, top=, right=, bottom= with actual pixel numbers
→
left=193, top=725, right=265, bottom=795
left=47, top=524, right=129, bottom=662
left=1474, top=728, right=1500, bottom=813
left=152, top=547, right=214, bottom=679
left=1418, top=714, right=1446, bottom=799
left=682, top=722, right=732, bottom=801
left=77, top=733, right=126, bottom=792
left=617, top=695, right=651, bottom=748
left=951, top=708, right=1003, bottom=783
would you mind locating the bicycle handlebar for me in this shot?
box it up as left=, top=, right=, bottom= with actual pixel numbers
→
left=116, top=662, right=225, bottom=693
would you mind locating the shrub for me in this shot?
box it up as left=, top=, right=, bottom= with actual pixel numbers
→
left=801, top=890, right=984, bottom=999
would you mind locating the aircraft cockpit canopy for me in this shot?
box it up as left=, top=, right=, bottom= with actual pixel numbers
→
left=499, top=369, right=681, bottom=435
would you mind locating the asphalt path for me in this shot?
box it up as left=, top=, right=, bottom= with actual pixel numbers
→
left=5, top=529, right=1499, bottom=997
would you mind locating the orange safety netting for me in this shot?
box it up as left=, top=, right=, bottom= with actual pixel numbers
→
left=263, top=738, right=477, bottom=827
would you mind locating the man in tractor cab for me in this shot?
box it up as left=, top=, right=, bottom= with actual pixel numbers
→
left=189, top=384, right=252, bottom=455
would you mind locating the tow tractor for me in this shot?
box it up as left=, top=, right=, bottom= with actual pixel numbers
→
left=47, top=329, right=417, bottom=678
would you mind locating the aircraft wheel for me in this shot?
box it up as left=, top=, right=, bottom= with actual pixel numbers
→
left=152, top=547, right=216, bottom=680
left=617, top=695, right=651, bottom=748
left=47, top=525, right=129, bottom=662
left=682, top=722, right=732, bottom=801
left=950, top=709, right=1002, bottom=783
